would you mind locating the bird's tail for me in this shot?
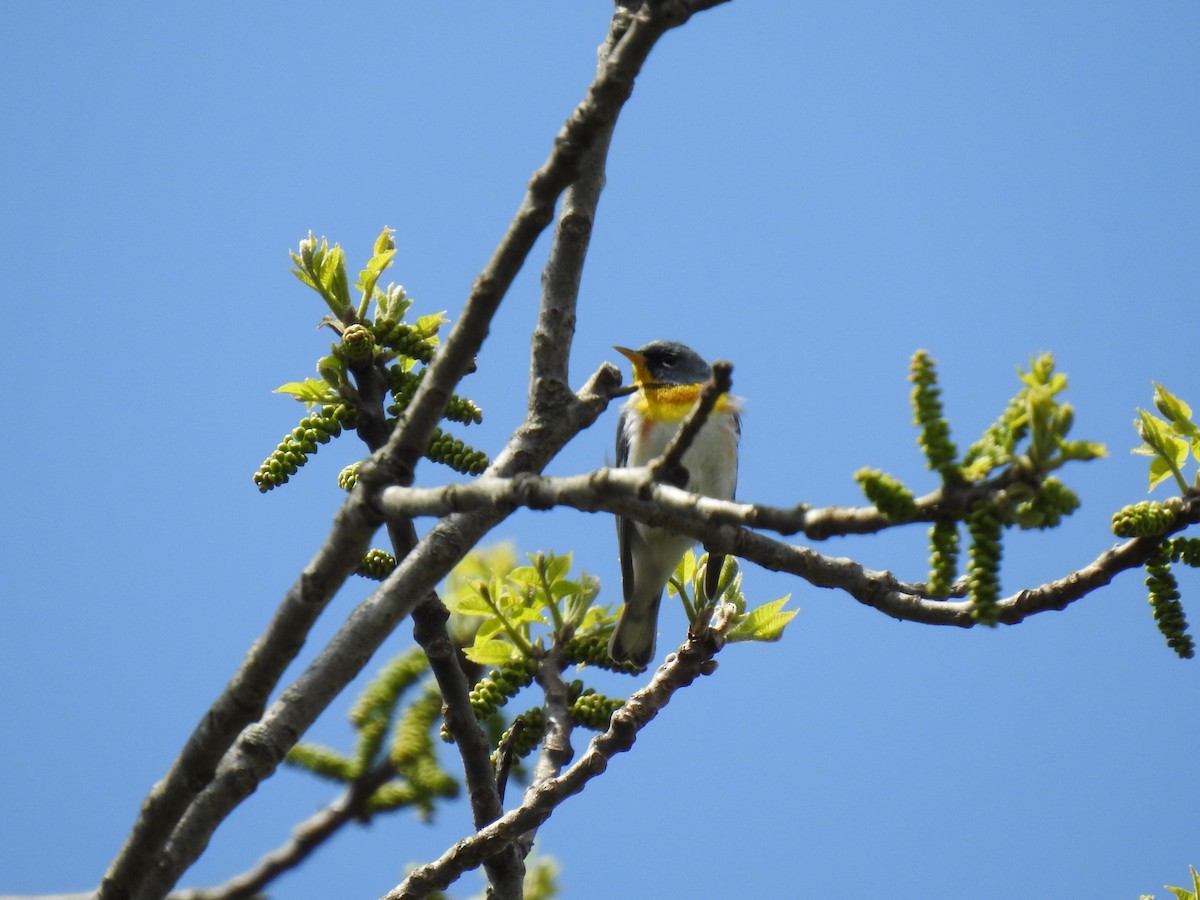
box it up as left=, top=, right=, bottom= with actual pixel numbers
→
left=608, top=594, right=662, bottom=667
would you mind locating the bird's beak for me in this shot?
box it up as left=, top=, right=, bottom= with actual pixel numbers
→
left=613, top=345, right=651, bottom=386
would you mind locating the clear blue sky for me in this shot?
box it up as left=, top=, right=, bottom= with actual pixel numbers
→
left=4, top=3, right=1199, bottom=898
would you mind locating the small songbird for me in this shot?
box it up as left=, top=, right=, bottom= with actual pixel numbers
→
left=609, top=340, right=742, bottom=666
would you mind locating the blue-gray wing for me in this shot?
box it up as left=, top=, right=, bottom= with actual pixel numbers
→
left=616, top=407, right=636, bottom=605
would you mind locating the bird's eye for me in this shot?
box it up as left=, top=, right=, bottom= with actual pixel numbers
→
left=661, top=355, right=677, bottom=368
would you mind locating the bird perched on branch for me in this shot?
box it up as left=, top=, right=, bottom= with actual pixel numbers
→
left=609, top=340, right=742, bottom=666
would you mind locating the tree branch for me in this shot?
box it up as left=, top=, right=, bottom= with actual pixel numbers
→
left=98, top=489, right=382, bottom=900
left=366, top=0, right=724, bottom=495
left=103, top=3, right=734, bottom=897
left=166, top=759, right=398, bottom=900
left=380, top=472, right=1200, bottom=627
left=386, top=627, right=726, bottom=900
left=132, top=369, right=621, bottom=900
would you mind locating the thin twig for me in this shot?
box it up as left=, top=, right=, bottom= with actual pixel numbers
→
left=515, top=646, right=575, bottom=860
left=166, top=760, right=398, bottom=900
left=649, top=360, right=734, bottom=488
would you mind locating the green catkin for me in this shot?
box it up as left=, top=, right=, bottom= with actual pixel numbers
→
left=927, top=519, right=960, bottom=599
left=375, top=320, right=439, bottom=363
left=966, top=504, right=1003, bottom=626
left=562, top=634, right=646, bottom=674
left=390, top=689, right=443, bottom=770
left=1170, top=537, right=1200, bottom=568
left=253, top=404, right=357, bottom=491
left=1145, top=545, right=1195, bottom=659
left=425, top=427, right=488, bottom=476
left=569, top=689, right=625, bottom=731
left=284, top=743, right=357, bottom=782
left=909, top=351, right=960, bottom=482
left=1014, top=476, right=1081, bottom=529
left=387, top=367, right=483, bottom=425
left=441, top=659, right=538, bottom=741
left=338, top=461, right=361, bottom=491
left=349, top=649, right=430, bottom=771
left=357, top=549, right=397, bottom=581
left=491, top=707, right=546, bottom=764
left=854, top=468, right=918, bottom=522
left=1111, top=500, right=1178, bottom=538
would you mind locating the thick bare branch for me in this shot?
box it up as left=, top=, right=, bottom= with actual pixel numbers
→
left=132, top=367, right=621, bottom=900
left=166, top=760, right=397, bottom=900
left=106, top=1, right=733, bottom=895
left=380, top=471, right=1200, bottom=627
left=98, top=490, right=381, bottom=900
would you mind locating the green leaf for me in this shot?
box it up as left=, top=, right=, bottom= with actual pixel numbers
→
left=507, top=565, right=539, bottom=589
left=373, top=226, right=396, bottom=257
left=673, top=550, right=697, bottom=591
left=1154, top=382, right=1193, bottom=423
left=464, top=638, right=519, bottom=666
left=442, top=588, right=492, bottom=617
left=544, top=553, right=573, bottom=585
left=727, top=596, right=796, bottom=643
left=274, top=378, right=340, bottom=407
left=415, top=311, right=448, bottom=339
left=1149, top=456, right=1177, bottom=491
left=474, top=618, right=505, bottom=642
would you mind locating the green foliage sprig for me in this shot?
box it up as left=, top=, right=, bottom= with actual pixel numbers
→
left=961, top=352, right=1104, bottom=482
left=1118, top=385, right=1200, bottom=660
left=1134, top=383, right=1200, bottom=493
left=668, top=551, right=797, bottom=644
left=1158, top=864, right=1200, bottom=900
left=442, top=549, right=610, bottom=667
left=254, top=228, right=489, bottom=491
left=863, top=353, right=1105, bottom=607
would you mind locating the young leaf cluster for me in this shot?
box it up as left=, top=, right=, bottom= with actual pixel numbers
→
left=254, top=228, right=489, bottom=490
left=442, top=549, right=612, bottom=668
left=436, top=547, right=638, bottom=760
left=285, top=647, right=459, bottom=820
left=1159, top=864, right=1200, bottom=900
left=668, top=550, right=797, bottom=645
left=1133, top=384, right=1200, bottom=493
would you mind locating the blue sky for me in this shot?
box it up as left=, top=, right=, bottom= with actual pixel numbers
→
left=4, top=3, right=1199, bottom=898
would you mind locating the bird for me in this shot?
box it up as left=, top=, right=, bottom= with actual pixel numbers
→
left=608, top=340, right=742, bottom=666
